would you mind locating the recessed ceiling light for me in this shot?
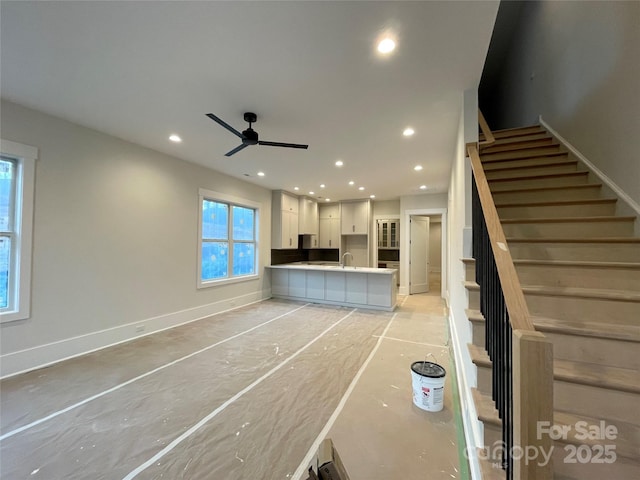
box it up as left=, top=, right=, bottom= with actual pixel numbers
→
left=169, top=134, right=182, bottom=143
left=335, top=160, right=343, bottom=167
left=358, top=186, right=365, bottom=191
left=348, top=181, right=355, bottom=186
left=420, top=185, right=428, bottom=190
left=294, top=187, right=300, bottom=191
left=414, top=165, right=423, bottom=171
left=370, top=194, right=376, bottom=199
left=325, top=198, right=331, bottom=202
left=309, top=191, right=315, bottom=195
left=403, top=128, right=415, bottom=137
left=257, top=171, right=265, bottom=177
left=377, top=38, right=396, bottom=54
left=320, top=184, right=325, bottom=188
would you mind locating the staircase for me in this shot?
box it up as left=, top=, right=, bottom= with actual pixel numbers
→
left=466, top=125, right=640, bottom=479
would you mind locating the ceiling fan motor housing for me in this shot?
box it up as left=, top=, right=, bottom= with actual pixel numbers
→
left=242, top=128, right=259, bottom=145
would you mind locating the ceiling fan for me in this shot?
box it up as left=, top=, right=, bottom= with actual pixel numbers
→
left=205, top=112, right=309, bottom=157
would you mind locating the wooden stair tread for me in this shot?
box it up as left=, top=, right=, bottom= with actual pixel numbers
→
left=492, top=183, right=602, bottom=195
left=506, top=237, right=640, bottom=244
left=471, top=387, right=640, bottom=460
left=514, top=259, right=640, bottom=269
left=481, top=139, right=557, bottom=154
left=484, top=160, right=577, bottom=173
left=481, top=143, right=562, bottom=156
left=480, top=125, right=544, bottom=139
left=465, top=280, right=640, bottom=302
left=468, top=344, right=640, bottom=394
left=481, top=151, right=569, bottom=165
left=464, top=257, right=640, bottom=270
left=466, top=308, right=640, bottom=343
left=471, top=386, right=500, bottom=426
left=480, top=124, right=546, bottom=138
left=495, top=198, right=617, bottom=208
left=488, top=171, right=588, bottom=183
left=553, top=410, right=640, bottom=458
left=500, top=215, right=635, bottom=224
left=554, top=359, right=640, bottom=394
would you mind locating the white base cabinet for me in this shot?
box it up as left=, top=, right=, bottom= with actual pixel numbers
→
left=268, top=264, right=397, bottom=311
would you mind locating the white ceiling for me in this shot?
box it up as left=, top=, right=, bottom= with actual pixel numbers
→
left=1, top=1, right=498, bottom=202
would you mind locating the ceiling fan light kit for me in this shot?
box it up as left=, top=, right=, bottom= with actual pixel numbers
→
left=205, top=112, right=309, bottom=157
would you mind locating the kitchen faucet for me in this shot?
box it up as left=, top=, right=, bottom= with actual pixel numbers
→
left=341, top=252, right=354, bottom=269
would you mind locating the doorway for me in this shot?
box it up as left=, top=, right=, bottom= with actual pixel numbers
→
left=402, top=209, right=446, bottom=298
left=409, top=215, right=430, bottom=294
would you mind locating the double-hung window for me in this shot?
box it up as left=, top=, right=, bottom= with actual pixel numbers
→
left=198, top=188, right=259, bottom=287
left=0, top=140, right=36, bottom=323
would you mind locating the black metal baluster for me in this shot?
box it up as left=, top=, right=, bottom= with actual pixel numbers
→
left=471, top=171, right=515, bottom=475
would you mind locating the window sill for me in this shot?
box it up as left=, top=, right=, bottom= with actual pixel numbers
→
left=198, top=274, right=260, bottom=289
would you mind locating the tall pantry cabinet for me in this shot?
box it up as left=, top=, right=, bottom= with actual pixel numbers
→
left=272, top=191, right=299, bottom=249
left=318, top=203, right=340, bottom=249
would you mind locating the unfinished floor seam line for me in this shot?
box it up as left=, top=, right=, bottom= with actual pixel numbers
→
left=122, top=308, right=358, bottom=480
left=0, top=302, right=312, bottom=442
left=291, top=311, right=397, bottom=480
left=373, top=335, right=449, bottom=349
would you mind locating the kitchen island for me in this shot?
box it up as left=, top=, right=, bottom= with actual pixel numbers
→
left=268, top=263, right=398, bottom=311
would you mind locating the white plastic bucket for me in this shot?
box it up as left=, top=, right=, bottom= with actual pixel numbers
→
left=410, top=361, right=446, bottom=412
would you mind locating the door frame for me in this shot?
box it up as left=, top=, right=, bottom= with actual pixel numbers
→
left=401, top=208, right=447, bottom=298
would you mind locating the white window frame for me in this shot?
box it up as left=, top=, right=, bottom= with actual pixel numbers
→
left=197, top=188, right=260, bottom=288
left=0, top=139, right=36, bottom=323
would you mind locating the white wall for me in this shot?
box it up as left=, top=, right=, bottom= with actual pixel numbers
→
left=0, top=100, right=272, bottom=377
left=428, top=219, right=442, bottom=273
left=372, top=199, right=400, bottom=217
left=487, top=0, right=640, bottom=206
left=447, top=88, right=482, bottom=479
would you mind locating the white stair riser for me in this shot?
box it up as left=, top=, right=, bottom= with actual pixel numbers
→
left=502, top=220, right=634, bottom=238
left=485, top=163, right=577, bottom=180
left=490, top=174, right=589, bottom=191
left=492, top=186, right=602, bottom=203
left=507, top=243, right=640, bottom=262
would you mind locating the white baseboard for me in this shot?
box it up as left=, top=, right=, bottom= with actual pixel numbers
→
left=1, top=289, right=271, bottom=379
left=449, top=306, right=483, bottom=480
left=539, top=116, right=640, bottom=216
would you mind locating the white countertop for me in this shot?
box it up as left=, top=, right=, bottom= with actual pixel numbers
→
left=268, top=262, right=397, bottom=274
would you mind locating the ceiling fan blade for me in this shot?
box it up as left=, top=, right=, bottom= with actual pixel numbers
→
left=225, top=143, right=250, bottom=157
left=205, top=113, right=244, bottom=139
left=258, top=140, right=309, bottom=150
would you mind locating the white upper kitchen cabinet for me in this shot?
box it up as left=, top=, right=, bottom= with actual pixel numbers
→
left=341, top=200, right=370, bottom=235
left=272, top=191, right=299, bottom=249
left=298, top=196, right=319, bottom=235
left=318, top=203, right=340, bottom=248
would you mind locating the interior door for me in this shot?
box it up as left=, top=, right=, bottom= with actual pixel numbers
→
left=410, top=216, right=429, bottom=294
